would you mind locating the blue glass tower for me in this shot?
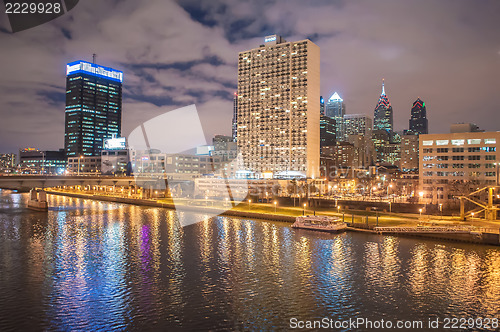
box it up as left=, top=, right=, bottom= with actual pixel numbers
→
left=64, top=60, right=123, bottom=157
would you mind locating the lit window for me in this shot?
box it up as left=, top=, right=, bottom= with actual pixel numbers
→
left=484, top=138, right=496, bottom=144
left=451, top=139, right=465, bottom=146
left=436, top=140, right=449, bottom=145
left=422, top=140, right=433, bottom=146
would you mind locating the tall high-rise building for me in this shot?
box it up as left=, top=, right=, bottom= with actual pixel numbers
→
left=65, top=60, right=123, bottom=157
left=343, top=114, right=373, bottom=140
left=232, top=92, right=238, bottom=141
left=236, top=35, right=320, bottom=178
left=400, top=134, right=419, bottom=171
left=320, top=115, right=336, bottom=146
left=373, top=80, right=393, bottom=132
left=409, top=98, right=428, bottom=135
left=325, top=92, right=345, bottom=140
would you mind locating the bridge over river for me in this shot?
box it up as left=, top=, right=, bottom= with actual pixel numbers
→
left=0, top=175, right=192, bottom=192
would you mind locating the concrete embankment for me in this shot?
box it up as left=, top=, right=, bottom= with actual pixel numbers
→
left=46, top=191, right=499, bottom=246
left=46, top=191, right=296, bottom=223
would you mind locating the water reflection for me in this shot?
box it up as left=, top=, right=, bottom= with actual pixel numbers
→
left=0, top=191, right=498, bottom=330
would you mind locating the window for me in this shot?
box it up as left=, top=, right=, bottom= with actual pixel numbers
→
left=437, top=148, right=449, bottom=153
left=452, top=163, right=464, bottom=168
left=468, top=155, right=481, bottom=160
left=437, top=164, right=449, bottom=168
left=485, top=155, right=496, bottom=160
left=452, top=147, right=464, bottom=153
left=422, top=140, right=433, bottom=146
left=452, top=156, right=465, bottom=160
left=437, top=156, right=449, bottom=161
left=451, top=139, right=465, bottom=146
left=485, top=172, right=496, bottom=177
left=484, top=139, right=496, bottom=144
left=423, top=171, right=434, bottom=176
left=468, top=147, right=481, bottom=152
left=423, top=148, right=433, bottom=153
left=436, top=140, right=449, bottom=145
left=467, top=139, right=481, bottom=145
left=468, top=163, right=480, bottom=169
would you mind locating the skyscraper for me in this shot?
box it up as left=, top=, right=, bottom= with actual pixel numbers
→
left=320, top=115, right=336, bottom=146
left=65, top=60, right=123, bottom=157
left=236, top=35, right=320, bottom=178
left=232, top=92, right=238, bottom=141
left=343, top=114, right=373, bottom=140
left=325, top=92, right=345, bottom=140
left=409, top=98, right=428, bottom=135
left=373, top=80, right=393, bottom=132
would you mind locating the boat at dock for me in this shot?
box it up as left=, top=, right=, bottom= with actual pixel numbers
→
left=292, top=215, right=347, bottom=233
left=27, top=189, right=48, bottom=211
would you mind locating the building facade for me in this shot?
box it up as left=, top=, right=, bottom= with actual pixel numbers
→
left=236, top=35, right=320, bottom=179
left=400, top=134, right=419, bottom=171
left=320, top=115, right=336, bottom=146
left=67, top=155, right=102, bottom=174
left=325, top=92, right=345, bottom=140
left=65, top=60, right=123, bottom=157
left=419, top=131, right=500, bottom=204
left=232, top=93, right=238, bottom=141
left=409, top=98, right=428, bottom=135
left=373, top=80, right=393, bottom=132
left=101, top=136, right=129, bottom=175
left=19, top=148, right=66, bottom=174
left=343, top=114, right=373, bottom=141
left=0, top=153, right=16, bottom=173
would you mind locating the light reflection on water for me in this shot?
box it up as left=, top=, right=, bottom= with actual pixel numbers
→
left=0, top=190, right=499, bottom=331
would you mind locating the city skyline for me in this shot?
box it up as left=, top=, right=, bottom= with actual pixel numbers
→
left=1, top=0, right=500, bottom=153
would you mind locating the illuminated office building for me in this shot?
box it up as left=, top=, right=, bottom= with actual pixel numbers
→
left=236, top=35, right=320, bottom=178
left=320, top=115, right=336, bottom=146
left=325, top=92, right=345, bottom=140
left=64, top=60, right=123, bottom=157
left=419, top=131, right=500, bottom=204
left=373, top=80, right=393, bottom=132
left=409, top=98, right=428, bottom=135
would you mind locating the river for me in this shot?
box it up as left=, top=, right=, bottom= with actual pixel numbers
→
left=0, top=190, right=499, bottom=331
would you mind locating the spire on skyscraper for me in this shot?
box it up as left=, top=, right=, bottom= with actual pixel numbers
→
left=381, top=79, right=385, bottom=96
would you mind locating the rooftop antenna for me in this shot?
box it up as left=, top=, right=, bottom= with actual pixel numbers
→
left=92, top=53, right=97, bottom=64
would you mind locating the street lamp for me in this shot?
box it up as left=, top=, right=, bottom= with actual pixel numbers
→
left=387, top=184, right=393, bottom=197
left=337, top=205, right=341, bottom=213
left=248, top=199, right=252, bottom=209
left=419, top=208, right=423, bottom=219
left=303, top=203, right=307, bottom=215
left=205, top=196, right=208, bottom=206
left=274, top=201, right=277, bottom=213
left=439, top=203, right=443, bottom=219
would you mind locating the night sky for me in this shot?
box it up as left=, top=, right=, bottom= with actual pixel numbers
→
left=0, top=0, right=499, bottom=153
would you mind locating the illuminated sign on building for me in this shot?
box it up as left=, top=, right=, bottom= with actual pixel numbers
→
left=66, top=60, right=123, bottom=82
left=264, top=35, right=277, bottom=43
left=103, top=137, right=126, bottom=150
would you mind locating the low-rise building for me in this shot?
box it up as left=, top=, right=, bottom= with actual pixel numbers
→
left=19, top=148, right=66, bottom=174
left=0, top=153, right=16, bottom=173
left=67, top=156, right=101, bottom=174
left=419, top=131, right=500, bottom=205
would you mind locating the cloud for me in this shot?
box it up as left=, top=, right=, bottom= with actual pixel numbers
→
left=0, top=0, right=499, bottom=153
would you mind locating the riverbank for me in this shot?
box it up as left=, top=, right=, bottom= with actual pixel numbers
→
left=46, top=189, right=500, bottom=246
